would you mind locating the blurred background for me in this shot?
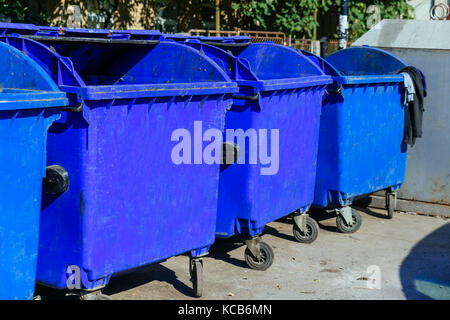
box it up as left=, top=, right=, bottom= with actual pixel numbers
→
left=0, top=1, right=449, bottom=53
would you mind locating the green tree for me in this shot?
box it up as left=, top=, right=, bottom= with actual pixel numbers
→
left=0, top=0, right=48, bottom=24
left=231, top=0, right=414, bottom=40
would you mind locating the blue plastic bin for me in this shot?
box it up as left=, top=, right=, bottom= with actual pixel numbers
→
left=0, top=42, right=68, bottom=300
left=0, top=29, right=238, bottom=298
left=178, top=40, right=332, bottom=269
left=302, top=46, right=423, bottom=232
left=7, top=26, right=334, bottom=268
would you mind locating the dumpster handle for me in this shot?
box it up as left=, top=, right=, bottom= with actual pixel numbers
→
left=233, top=93, right=259, bottom=101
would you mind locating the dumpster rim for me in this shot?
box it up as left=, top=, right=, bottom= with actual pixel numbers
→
left=0, top=90, right=68, bottom=111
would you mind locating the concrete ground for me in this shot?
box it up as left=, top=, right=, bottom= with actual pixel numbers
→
left=94, top=207, right=449, bottom=300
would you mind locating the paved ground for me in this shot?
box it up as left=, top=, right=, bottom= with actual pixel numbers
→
left=97, top=207, right=448, bottom=300
left=36, top=207, right=449, bottom=300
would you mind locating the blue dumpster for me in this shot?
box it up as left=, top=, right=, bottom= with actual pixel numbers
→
left=302, top=46, right=424, bottom=232
left=0, top=42, right=68, bottom=300
left=0, top=30, right=238, bottom=298
left=177, top=40, right=332, bottom=269
left=4, top=26, right=334, bottom=268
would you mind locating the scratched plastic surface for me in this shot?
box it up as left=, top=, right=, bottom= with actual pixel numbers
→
left=0, top=30, right=238, bottom=290
left=180, top=41, right=333, bottom=237
left=0, top=41, right=67, bottom=299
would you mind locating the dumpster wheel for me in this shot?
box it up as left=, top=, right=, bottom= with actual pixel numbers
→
left=385, top=191, right=396, bottom=219
left=293, top=216, right=319, bottom=244
left=190, top=258, right=203, bottom=298
left=336, top=208, right=362, bottom=233
left=244, top=241, right=274, bottom=271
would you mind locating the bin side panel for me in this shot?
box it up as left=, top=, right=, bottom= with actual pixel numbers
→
left=313, top=83, right=407, bottom=207
left=0, top=109, right=58, bottom=299
left=217, top=87, right=325, bottom=237
left=38, top=95, right=229, bottom=287
left=37, top=111, right=87, bottom=289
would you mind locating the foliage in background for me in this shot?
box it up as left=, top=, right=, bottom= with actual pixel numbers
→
left=0, top=0, right=28, bottom=21
left=0, top=0, right=48, bottom=24
left=231, top=0, right=414, bottom=40
left=231, top=0, right=333, bottom=38
left=0, top=0, right=415, bottom=40
left=94, top=0, right=118, bottom=29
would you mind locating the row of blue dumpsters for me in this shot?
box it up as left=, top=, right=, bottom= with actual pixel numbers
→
left=0, top=23, right=423, bottom=299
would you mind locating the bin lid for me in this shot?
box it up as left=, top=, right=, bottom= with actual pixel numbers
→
left=296, top=49, right=342, bottom=78
left=183, top=41, right=332, bottom=91
left=323, top=46, right=414, bottom=85
left=0, top=35, right=237, bottom=106
left=325, top=46, right=408, bottom=83
left=232, top=42, right=330, bottom=83
left=0, top=41, right=68, bottom=111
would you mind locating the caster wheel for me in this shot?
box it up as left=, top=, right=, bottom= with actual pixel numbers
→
left=336, top=209, right=362, bottom=234
left=386, top=193, right=396, bottom=219
left=293, top=216, right=319, bottom=244
left=191, top=259, right=203, bottom=298
left=244, top=241, right=274, bottom=271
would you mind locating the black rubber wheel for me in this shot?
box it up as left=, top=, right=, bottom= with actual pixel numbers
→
left=292, top=216, right=319, bottom=244
left=191, top=260, right=203, bottom=298
left=336, top=209, right=362, bottom=233
left=244, top=241, right=274, bottom=271
left=386, top=194, right=395, bottom=219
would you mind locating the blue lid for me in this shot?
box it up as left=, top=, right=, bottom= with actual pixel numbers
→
left=234, top=42, right=326, bottom=79
left=183, top=41, right=332, bottom=91
left=301, top=46, right=411, bottom=85
left=0, top=41, right=68, bottom=111
left=325, top=46, right=408, bottom=76
left=0, top=35, right=238, bottom=106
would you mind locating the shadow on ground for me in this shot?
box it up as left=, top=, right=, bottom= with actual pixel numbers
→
left=208, top=237, right=249, bottom=269
left=35, top=262, right=194, bottom=299
left=399, top=223, right=450, bottom=300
